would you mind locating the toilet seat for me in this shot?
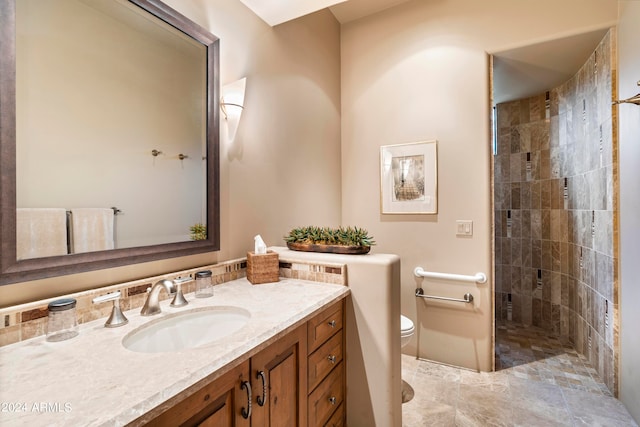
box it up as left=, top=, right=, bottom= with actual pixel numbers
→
left=400, top=315, right=414, bottom=337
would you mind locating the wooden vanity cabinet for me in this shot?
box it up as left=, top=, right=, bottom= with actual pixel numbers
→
left=141, top=299, right=345, bottom=427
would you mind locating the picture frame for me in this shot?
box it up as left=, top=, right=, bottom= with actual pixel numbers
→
left=380, top=140, right=438, bottom=214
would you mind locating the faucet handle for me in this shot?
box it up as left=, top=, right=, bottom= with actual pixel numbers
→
left=170, top=277, right=191, bottom=307
left=92, top=291, right=129, bottom=328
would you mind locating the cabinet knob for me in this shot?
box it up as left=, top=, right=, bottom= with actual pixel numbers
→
left=328, top=396, right=337, bottom=405
left=328, top=320, right=337, bottom=328
left=327, top=355, right=336, bottom=364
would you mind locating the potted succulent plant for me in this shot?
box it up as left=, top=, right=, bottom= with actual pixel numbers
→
left=284, top=226, right=375, bottom=254
left=189, top=223, right=207, bottom=240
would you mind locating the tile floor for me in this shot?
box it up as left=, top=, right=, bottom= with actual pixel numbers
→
left=402, top=322, right=638, bottom=426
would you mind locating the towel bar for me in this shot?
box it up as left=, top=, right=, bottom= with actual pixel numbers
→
left=415, top=288, right=474, bottom=304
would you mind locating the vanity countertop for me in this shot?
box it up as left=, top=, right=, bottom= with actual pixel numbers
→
left=0, top=278, right=349, bottom=426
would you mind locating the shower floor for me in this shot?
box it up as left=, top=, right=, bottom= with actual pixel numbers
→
left=401, top=321, right=637, bottom=426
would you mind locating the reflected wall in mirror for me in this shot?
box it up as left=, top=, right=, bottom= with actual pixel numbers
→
left=0, top=0, right=220, bottom=285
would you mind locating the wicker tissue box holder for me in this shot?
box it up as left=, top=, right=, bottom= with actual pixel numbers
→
left=246, top=251, right=279, bottom=284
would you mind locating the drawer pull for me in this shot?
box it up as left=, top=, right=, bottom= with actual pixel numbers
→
left=256, top=370, right=267, bottom=407
left=327, top=355, right=336, bottom=364
left=328, top=320, right=337, bottom=328
left=328, top=396, right=337, bottom=405
left=241, top=380, right=252, bottom=419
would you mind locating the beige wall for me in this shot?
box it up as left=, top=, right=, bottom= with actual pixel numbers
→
left=340, top=0, right=617, bottom=371
left=0, top=0, right=342, bottom=307
left=618, top=1, right=640, bottom=422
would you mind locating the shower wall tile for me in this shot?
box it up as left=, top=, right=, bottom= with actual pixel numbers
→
left=532, top=298, right=542, bottom=327
left=511, top=210, right=522, bottom=238
left=561, top=306, right=570, bottom=336
left=530, top=210, right=541, bottom=240
left=541, top=180, right=551, bottom=209
left=521, top=210, right=531, bottom=240
left=552, top=304, right=561, bottom=335
left=511, top=128, right=521, bottom=153
left=519, top=123, right=531, bottom=152
left=533, top=121, right=550, bottom=150
left=541, top=240, right=552, bottom=271
left=606, top=165, right=614, bottom=211
left=541, top=210, right=551, bottom=241
left=501, top=238, right=511, bottom=265
left=521, top=295, right=532, bottom=325
left=496, top=154, right=511, bottom=182
left=521, top=240, right=532, bottom=269
left=510, top=154, right=523, bottom=181
left=594, top=210, right=613, bottom=256
left=512, top=293, right=522, bottom=323
left=531, top=239, right=541, bottom=270
left=540, top=150, right=551, bottom=179
left=511, top=239, right=522, bottom=267
left=522, top=268, right=533, bottom=296
left=561, top=274, right=569, bottom=306
left=551, top=272, right=562, bottom=305
left=520, top=182, right=531, bottom=210
left=542, top=270, right=552, bottom=302
left=595, top=253, right=614, bottom=301
left=542, top=301, right=552, bottom=330
left=531, top=181, right=541, bottom=209
left=561, top=242, right=569, bottom=274
left=511, top=183, right=521, bottom=209
left=498, top=133, right=511, bottom=155
left=552, top=241, right=561, bottom=272
left=513, top=266, right=523, bottom=294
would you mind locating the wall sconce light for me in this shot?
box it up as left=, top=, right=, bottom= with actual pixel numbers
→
left=220, top=77, right=246, bottom=142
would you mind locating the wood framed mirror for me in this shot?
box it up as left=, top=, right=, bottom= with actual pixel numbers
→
left=0, top=0, right=220, bottom=285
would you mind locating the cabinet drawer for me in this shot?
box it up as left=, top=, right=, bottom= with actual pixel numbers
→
left=308, top=301, right=343, bottom=353
left=308, top=362, right=344, bottom=427
left=324, top=402, right=344, bottom=427
left=308, top=329, right=343, bottom=392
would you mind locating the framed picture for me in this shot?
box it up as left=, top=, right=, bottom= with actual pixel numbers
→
left=380, top=140, right=437, bottom=214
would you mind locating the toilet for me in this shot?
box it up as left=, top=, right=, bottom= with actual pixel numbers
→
left=400, top=315, right=415, bottom=348
left=400, top=315, right=416, bottom=404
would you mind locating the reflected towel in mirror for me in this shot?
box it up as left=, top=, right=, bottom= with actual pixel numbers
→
left=16, top=208, right=68, bottom=260
left=70, top=208, right=115, bottom=254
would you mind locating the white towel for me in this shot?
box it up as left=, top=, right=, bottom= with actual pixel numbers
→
left=70, top=208, right=115, bottom=254
left=16, top=208, right=68, bottom=260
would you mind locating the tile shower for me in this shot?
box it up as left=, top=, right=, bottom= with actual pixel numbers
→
left=494, top=30, right=618, bottom=394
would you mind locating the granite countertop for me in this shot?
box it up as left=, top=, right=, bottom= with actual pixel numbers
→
left=0, top=278, right=349, bottom=426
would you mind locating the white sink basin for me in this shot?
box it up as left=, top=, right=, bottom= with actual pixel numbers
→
left=122, top=306, right=251, bottom=353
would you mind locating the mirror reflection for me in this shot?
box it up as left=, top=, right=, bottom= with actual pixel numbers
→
left=15, top=0, right=207, bottom=260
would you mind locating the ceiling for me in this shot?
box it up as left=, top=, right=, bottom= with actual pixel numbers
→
left=238, top=0, right=609, bottom=105
left=238, top=0, right=412, bottom=26
left=492, top=28, right=610, bottom=105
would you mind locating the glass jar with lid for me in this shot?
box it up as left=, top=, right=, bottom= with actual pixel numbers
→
left=46, top=298, right=79, bottom=342
left=195, top=270, right=213, bottom=298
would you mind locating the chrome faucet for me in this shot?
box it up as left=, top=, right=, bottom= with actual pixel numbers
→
left=140, top=279, right=176, bottom=316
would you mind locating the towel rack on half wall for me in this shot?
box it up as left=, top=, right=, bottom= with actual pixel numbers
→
left=414, top=267, right=487, bottom=284
left=415, top=288, right=474, bottom=304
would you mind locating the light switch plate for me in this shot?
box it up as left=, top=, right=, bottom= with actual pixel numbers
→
left=456, top=220, right=473, bottom=237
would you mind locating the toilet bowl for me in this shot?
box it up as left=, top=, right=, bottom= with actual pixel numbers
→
left=400, top=315, right=415, bottom=348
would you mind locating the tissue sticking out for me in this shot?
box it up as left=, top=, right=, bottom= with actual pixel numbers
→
left=254, top=235, right=267, bottom=254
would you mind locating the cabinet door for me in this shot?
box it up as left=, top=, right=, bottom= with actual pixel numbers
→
left=250, top=325, right=307, bottom=427
left=147, top=360, right=251, bottom=427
